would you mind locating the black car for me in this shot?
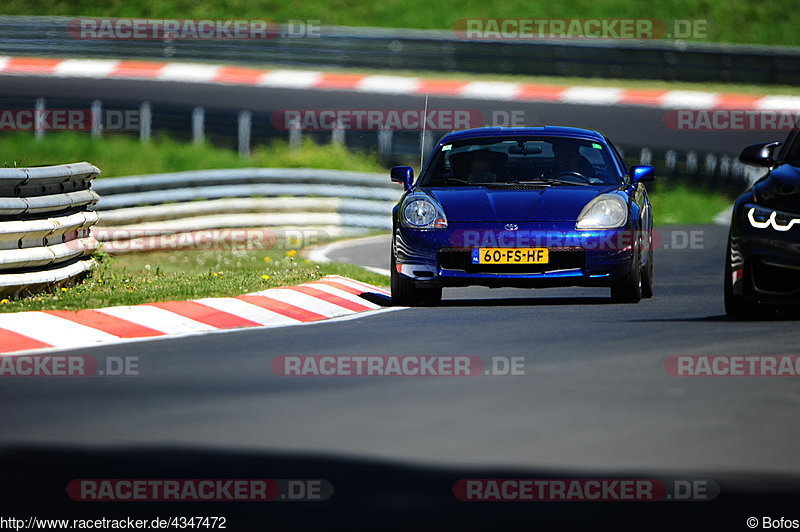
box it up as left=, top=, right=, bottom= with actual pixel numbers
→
left=726, top=130, right=800, bottom=318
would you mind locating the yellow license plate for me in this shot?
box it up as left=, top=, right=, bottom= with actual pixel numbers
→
left=472, top=248, right=549, bottom=264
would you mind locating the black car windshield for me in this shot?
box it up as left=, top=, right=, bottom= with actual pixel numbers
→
left=419, top=136, right=623, bottom=187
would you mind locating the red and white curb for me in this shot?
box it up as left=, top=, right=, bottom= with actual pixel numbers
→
left=1, top=56, right=798, bottom=110
left=0, top=275, right=393, bottom=356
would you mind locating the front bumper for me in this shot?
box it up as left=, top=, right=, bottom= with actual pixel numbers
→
left=394, top=222, right=638, bottom=288
left=731, top=226, right=800, bottom=306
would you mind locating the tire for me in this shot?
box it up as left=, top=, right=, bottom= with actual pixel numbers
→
left=641, top=236, right=654, bottom=299
left=724, top=234, right=773, bottom=319
left=390, top=257, right=442, bottom=307
left=610, top=248, right=642, bottom=303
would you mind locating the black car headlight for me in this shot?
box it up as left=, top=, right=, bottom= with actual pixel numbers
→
left=401, top=193, right=448, bottom=230
left=745, top=203, right=800, bottom=231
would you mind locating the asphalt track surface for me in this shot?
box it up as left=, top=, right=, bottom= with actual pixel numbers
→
left=0, top=75, right=782, bottom=152
left=2, top=224, right=800, bottom=529
left=1, top=75, right=799, bottom=529
left=328, top=225, right=800, bottom=473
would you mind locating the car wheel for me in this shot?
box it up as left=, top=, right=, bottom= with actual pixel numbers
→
left=724, top=233, right=773, bottom=319
left=610, top=247, right=642, bottom=303
left=390, top=257, right=442, bottom=307
left=641, top=237, right=654, bottom=299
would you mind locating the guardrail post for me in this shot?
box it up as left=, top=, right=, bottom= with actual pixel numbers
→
left=704, top=153, right=719, bottom=190
left=331, top=120, right=345, bottom=146
left=639, top=147, right=652, bottom=166
left=238, top=110, right=252, bottom=157
left=139, top=102, right=152, bottom=143
left=289, top=119, right=302, bottom=151
left=719, top=155, right=732, bottom=183
left=192, top=107, right=205, bottom=145
left=685, top=151, right=698, bottom=182
left=378, top=127, right=393, bottom=164
left=664, top=150, right=677, bottom=183
left=704, top=153, right=718, bottom=176
left=34, top=98, right=46, bottom=140
left=90, top=100, right=102, bottom=138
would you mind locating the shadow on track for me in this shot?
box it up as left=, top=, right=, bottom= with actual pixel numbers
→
left=2, top=445, right=798, bottom=532
left=438, top=296, right=613, bottom=307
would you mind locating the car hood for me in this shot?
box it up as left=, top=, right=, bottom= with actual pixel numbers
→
left=753, top=164, right=800, bottom=213
left=425, top=186, right=618, bottom=222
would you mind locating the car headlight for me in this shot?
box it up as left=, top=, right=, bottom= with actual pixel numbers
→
left=401, top=194, right=448, bottom=229
left=576, top=194, right=628, bottom=229
left=746, top=203, right=800, bottom=231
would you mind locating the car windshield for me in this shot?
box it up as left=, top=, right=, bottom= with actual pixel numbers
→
left=420, top=136, right=623, bottom=187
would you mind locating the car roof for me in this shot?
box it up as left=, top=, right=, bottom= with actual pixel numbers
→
left=438, top=126, right=606, bottom=144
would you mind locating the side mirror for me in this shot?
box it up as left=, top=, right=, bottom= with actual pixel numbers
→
left=739, top=141, right=781, bottom=167
left=390, top=166, right=414, bottom=190
left=630, top=165, right=654, bottom=185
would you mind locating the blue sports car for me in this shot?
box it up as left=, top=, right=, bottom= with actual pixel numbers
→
left=389, top=126, right=655, bottom=306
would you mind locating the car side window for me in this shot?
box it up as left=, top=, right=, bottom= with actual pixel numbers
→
left=578, top=146, right=604, bottom=168
left=576, top=146, right=609, bottom=180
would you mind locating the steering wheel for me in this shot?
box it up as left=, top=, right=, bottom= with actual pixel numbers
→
left=551, top=171, right=590, bottom=182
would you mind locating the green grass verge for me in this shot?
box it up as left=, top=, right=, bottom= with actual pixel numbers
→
left=4, top=0, right=799, bottom=46
left=0, top=133, right=384, bottom=176
left=0, top=246, right=389, bottom=313
left=650, top=185, right=731, bottom=225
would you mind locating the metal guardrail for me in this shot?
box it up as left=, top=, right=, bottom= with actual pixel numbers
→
left=1, top=16, right=799, bottom=84
left=630, top=147, right=764, bottom=193
left=0, top=162, right=100, bottom=297
left=92, top=168, right=399, bottom=253
left=14, top=95, right=761, bottom=196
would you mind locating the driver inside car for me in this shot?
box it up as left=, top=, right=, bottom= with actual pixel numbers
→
left=467, top=149, right=505, bottom=183
left=551, top=142, right=595, bottom=178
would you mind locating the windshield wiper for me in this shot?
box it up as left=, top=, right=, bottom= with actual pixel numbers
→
left=428, top=177, right=472, bottom=186
left=511, top=179, right=593, bottom=187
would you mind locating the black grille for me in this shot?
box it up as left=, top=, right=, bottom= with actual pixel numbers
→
left=752, top=259, right=800, bottom=294
left=438, top=248, right=585, bottom=274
